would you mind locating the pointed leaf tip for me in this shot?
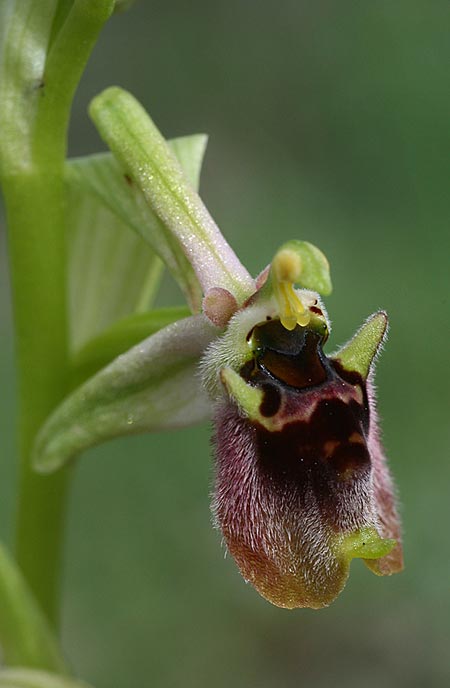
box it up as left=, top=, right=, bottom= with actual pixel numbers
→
left=332, top=311, right=388, bottom=379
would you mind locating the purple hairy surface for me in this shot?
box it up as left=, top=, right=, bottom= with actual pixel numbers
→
left=212, top=344, right=402, bottom=608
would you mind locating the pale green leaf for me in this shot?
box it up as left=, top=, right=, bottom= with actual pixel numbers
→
left=0, top=544, right=67, bottom=673
left=33, top=315, right=217, bottom=474
left=67, top=181, right=162, bottom=350
left=0, top=668, right=93, bottom=688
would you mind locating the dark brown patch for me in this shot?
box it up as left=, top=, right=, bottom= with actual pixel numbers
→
left=240, top=359, right=257, bottom=381
left=252, top=319, right=308, bottom=357
left=259, top=332, right=327, bottom=388
left=124, top=173, right=133, bottom=186
left=330, top=359, right=369, bottom=429
left=244, top=320, right=329, bottom=390
left=331, top=359, right=364, bottom=387
left=254, top=396, right=371, bottom=520
left=259, top=384, right=282, bottom=417
left=330, top=441, right=370, bottom=477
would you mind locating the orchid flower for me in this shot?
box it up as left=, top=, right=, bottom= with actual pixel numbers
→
left=33, top=87, right=403, bottom=609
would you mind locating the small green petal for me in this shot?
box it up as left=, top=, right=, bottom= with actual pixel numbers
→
left=220, top=368, right=264, bottom=422
left=337, top=526, right=396, bottom=563
left=332, top=311, right=388, bottom=380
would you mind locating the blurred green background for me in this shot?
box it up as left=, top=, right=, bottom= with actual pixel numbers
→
left=1, top=1, right=449, bottom=686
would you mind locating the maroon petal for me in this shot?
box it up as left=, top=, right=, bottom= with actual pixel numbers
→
left=212, top=318, right=402, bottom=608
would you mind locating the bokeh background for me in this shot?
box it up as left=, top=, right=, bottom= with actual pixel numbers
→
left=1, top=1, right=449, bottom=686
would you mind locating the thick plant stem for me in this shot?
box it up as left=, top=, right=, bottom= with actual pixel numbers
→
left=4, top=169, right=70, bottom=626
left=0, top=0, right=115, bottom=630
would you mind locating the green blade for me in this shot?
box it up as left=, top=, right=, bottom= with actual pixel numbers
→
left=0, top=544, right=67, bottom=673
left=33, top=315, right=217, bottom=474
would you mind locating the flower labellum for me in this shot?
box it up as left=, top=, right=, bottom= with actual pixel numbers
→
left=202, top=242, right=403, bottom=609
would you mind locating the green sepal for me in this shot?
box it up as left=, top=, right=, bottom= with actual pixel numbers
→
left=89, top=87, right=255, bottom=303
left=33, top=315, right=217, bottom=474
left=0, top=668, right=94, bottom=688
left=0, top=544, right=67, bottom=673
left=72, top=306, right=190, bottom=385
left=331, top=311, right=388, bottom=379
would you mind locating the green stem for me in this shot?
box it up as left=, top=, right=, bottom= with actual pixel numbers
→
left=33, top=0, right=115, bottom=166
left=1, top=0, right=114, bottom=627
left=4, top=167, right=70, bottom=629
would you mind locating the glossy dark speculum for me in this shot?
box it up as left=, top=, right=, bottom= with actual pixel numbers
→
left=244, top=320, right=370, bottom=485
